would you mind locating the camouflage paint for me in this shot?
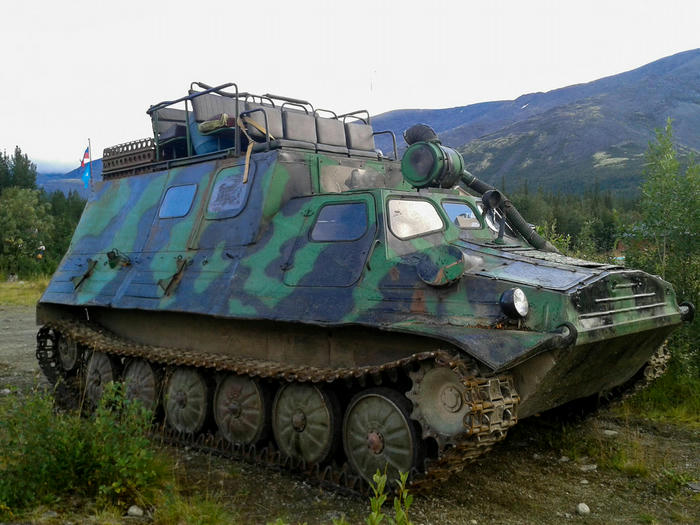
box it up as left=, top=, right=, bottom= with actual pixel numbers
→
left=39, top=147, right=685, bottom=382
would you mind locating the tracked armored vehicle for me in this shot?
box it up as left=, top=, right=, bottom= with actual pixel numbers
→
left=36, top=82, right=693, bottom=492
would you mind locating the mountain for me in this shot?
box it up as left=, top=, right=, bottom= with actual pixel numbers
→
left=37, top=159, right=103, bottom=198
left=372, top=49, right=700, bottom=194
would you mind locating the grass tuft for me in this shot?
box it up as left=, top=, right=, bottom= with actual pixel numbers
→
left=152, top=492, right=236, bottom=525
left=0, top=277, right=49, bottom=306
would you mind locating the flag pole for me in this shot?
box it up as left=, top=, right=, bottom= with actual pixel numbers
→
left=88, top=138, right=93, bottom=191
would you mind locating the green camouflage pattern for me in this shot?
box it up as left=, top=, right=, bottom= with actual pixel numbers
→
left=38, top=146, right=686, bottom=416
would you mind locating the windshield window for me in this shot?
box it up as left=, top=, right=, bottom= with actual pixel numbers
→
left=442, top=201, right=481, bottom=229
left=388, top=199, right=443, bottom=239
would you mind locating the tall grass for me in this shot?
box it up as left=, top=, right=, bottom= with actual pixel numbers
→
left=0, top=277, right=49, bottom=306
left=618, top=363, right=700, bottom=429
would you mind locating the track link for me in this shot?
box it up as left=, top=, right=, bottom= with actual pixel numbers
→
left=37, top=319, right=520, bottom=495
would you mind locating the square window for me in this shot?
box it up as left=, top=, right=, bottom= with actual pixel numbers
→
left=159, top=184, right=197, bottom=219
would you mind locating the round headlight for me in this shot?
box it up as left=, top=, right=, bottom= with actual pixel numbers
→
left=500, top=288, right=529, bottom=318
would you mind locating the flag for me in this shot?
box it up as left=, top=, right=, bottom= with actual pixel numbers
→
left=80, top=147, right=90, bottom=168
left=82, top=163, right=91, bottom=189
left=80, top=145, right=91, bottom=189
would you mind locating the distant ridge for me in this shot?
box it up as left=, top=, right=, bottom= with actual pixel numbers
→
left=373, top=49, right=700, bottom=194
left=37, top=159, right=103, bottom=198
left=37, top=50, right=700, bottom=196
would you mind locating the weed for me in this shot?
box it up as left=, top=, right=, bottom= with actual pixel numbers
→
left=366, top=470, right=414, bottom=525
left=152, top=491, right=236, bottom=525
left=653, top=468, right=694, bottom=496
left=367, top=470, right=388, bottom=525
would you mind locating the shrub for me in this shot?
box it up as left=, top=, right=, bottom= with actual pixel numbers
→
left=0, top=383, right=167, bottom=518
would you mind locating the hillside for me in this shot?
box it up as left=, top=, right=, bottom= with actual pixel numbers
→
left=36, top=159, right=102, bottom=198
left=373, top=49, right=700, bottom=194
left=36, top=50, right=700, bottom=196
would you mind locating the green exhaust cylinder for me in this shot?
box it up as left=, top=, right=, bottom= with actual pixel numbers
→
left=401, top=142, right=465, bottom=189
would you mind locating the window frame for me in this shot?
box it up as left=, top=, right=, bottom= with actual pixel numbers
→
left=386, top=197, right=445, bottom=241
left=158, top=183, right=198, bottom=219
left=309, top=200, right=370, bottom=243
left=441, top=199, right=483, bottom=230
left=205, top=165, right=255, bottom=221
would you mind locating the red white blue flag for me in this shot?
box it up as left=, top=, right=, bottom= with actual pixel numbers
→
left=80, top=147, right=90, bottom=168
left=80, top=145, right=91, bottom=188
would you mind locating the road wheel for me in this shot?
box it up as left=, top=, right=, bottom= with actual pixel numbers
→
left=85, top=351, right=121, bottom=409
left=123, top=359, right=161, bottom=414
left=272, top=383, right=340, bottom=464
left=164, top=368, right=210, bottom=434
left=343, top=387, right=422, bottom=484
left=214, top=374, right=269, bottom=445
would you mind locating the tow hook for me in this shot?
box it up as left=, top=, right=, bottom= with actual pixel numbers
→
left=680, top=302, right=695, bottom=323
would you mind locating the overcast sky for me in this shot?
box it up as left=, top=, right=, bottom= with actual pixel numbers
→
left=2, top=0, right=699, bottom=172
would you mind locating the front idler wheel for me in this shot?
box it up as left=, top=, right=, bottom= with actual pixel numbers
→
left=343, top=387, right=423, bottom=485
left=57, top=336, right=80, bottom=373
left=272, top=383, right=340, bottom=465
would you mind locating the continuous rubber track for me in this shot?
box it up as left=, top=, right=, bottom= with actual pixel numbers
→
left=37, top=319, right=520, bottom=495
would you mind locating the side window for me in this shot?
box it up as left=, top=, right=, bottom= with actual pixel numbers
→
left=311, top=202, right=368, bottom=242
left=206, top=165, right=253, bottom=219
left=442, top=201, right=481, bottom=229
left=388, top=199, right=443, bottom=239
left=159, top=184, right=197, bottom=219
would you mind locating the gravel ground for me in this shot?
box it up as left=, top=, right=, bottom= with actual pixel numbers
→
left=1, top=305, right=698, bottom=524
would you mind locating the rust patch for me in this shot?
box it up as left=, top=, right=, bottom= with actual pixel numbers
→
left=410, top=288, right=427, bottom=314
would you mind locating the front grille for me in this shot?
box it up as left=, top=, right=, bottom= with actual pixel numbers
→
left=572, top=271, right=667, bottom=319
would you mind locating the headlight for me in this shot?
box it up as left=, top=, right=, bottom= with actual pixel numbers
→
left=500, top=288, right=529, bottom=318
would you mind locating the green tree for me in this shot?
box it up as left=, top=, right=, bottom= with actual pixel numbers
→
left=0, top=187, right=54, bottom=276
left=627, top=119, right=699, bottom=300
left=626, top=119, right=699, bottom=373
left=9, top=146, right=37, bottom=189
left=46, top=189, right=86, bottom=265
left=0, top=151, right=10, bottom=190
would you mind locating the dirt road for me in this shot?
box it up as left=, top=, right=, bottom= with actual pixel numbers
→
left=0, top=305, right=46, bottom=391
left=1, top=305, right=698, bottom=524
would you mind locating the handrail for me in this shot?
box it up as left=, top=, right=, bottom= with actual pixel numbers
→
left=245, top=94, right=276, bottom=107
left=372, top=130, right=398, bottom=160
left=146, top=82, right=382, bottom=161
left=281, top=101, right=310, bottom=114
left=190, top=81, right=252, bottom=100
left=313, top=108, right=338, bottom=119
left=263, top=92, right=312, bottom=108
left=338, top=109, right=371, bottom=125
left=147, top=82, right=237, bottom=115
